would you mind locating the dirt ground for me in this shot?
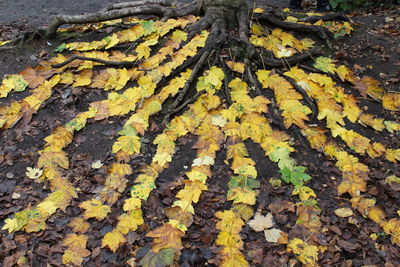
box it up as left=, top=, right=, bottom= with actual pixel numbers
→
left=0, top=1, right=399, bottom=267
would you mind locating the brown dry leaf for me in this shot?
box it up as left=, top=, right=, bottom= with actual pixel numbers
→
left=20, top=67, right=45, bottom=88
left=354, top=76, right=384, bottom=100
left=165, top=206, right=194, bottom=228
left=146, top=223, right=185, bottom=252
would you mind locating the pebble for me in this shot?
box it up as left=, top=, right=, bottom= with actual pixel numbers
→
left=6, top=172, right=14, bottom=179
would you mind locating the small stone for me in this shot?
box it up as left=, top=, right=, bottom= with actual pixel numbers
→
left=6, top=172, right=14, bottom=179
left=30, top=55, right=37, bottom=61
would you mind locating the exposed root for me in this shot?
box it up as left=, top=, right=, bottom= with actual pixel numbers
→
left=261, top=49, right=320, bottom=68
left=46, top=1, right=197, bottom=38
left=219, top=56, right=233, bottom=105
left=51, top=55, right=137, bottom=68
left=187, top=15, right=213, bottom=38
left=299, top=64, right=343, bottom=84
left=0, top=30, right=45, bottom=50
left=104, top=0, right=176, bottom=11
left=299, top=13, right=350, bottom=24
left=164, top=49, right=213, bottom=123
left=257, top=13, right=334, bottom=49
left=276, top=69, right=318, bottom=121
left=245, top=60, right=263, bottom=96
left=173, top=89, right=206, bottom=113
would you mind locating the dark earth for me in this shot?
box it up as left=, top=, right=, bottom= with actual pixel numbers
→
left=0, top=0, right=400, bottom=266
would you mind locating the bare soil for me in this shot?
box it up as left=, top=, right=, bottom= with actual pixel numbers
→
left=0, top=1, right=399, bottom=267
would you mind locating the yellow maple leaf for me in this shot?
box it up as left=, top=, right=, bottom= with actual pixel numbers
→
left=288, top=238, right=319, bottom=265
left=227, top=187, right=257, bottom=205
left=367, top=206, right=385, bottom=224
left=44, top=126, right=73, bottom=150
left=152, top=152, right=172, bottom=167
left=116, top=210, right=144, bottom=234
left=69, top=217, right=90, bottom=233
left=0, top=74, right=29, bottom=97
left=80, top=199, right=111, bottom=220
left=280, top=100, right=311, bottom=128
left=176, top=180, right=208, bottom=203
left=112, top=135, right=141, bottom=155
left=123, top=197, right=142, bottom=211
left=62, top=248, right=91, bottom=266
left=37, top=201, right=57, bottom=216
left=292, top=185, right=316, bottom=201
left=226, top=61, right=245, bottom=74
left=382, top=92, right=400, bottom=111
left=172, top=200, right=195, bottom=214
left=204, top=66, right=225, bottom=89
left=215, top=210, right=244, bottom=233
left=382, top=218, right=400, bottom=246
left=102, top=231, right=127, bottom=252
left=73, top=69, right=93, bottom=87
left=37, top=150, right=69, bottom=169
left=216, top=231, right=244, bottom=249
left=63, top=233, right=88, bottom=249
left=386, top=148, right=400, bottom=162
left=358, top=114, right=385, bottom=131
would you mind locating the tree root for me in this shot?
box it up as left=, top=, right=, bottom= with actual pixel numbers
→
left=173, top=89, right=206, bottom=114
left=261, top=49, right=320, bottom=68
left=46, top=1, right=197, bottom=38
left=219, top=56, right=233, bottom=105
left=104, top=0, right=176, bottom=11
left=299, top=13, right=350, bottom=24
left=51, top=55, right=137, bottom=68
left=299, top=64, right=342, bottom=84
left=257, top=13, right=334, bottom=49
left=164, top=49, right=213, bottom=123
left=276, top=69, right=318, bottom=121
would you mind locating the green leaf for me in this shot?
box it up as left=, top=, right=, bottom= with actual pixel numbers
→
left=228, top=175, right=260, bottom=190
left=313, top=57, right=336, bottom=74
left=55, top=43, right=67, bottom=53
left=280, top=166, right=312, bottom=186
left=139, top=248, right=176, bottom=267
left=118, top=125, right=137, bottom=137
left=141, top=20, right=156, bottom=35
left=269, top=147, right=296, bottom=170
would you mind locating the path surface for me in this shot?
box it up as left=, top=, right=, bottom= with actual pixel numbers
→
left=0, top=0, right=285, bottom=27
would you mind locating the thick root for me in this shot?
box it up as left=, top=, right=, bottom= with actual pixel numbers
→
left=257, top=13, right=334, bottom=49
left=46, top=1, right=197, bottom=38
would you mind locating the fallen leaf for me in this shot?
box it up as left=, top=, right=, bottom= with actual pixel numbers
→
left=247, top=212, right=274, bottom=232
